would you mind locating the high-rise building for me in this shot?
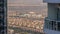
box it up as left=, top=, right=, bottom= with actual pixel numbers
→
left=0, top=0, right=7, bottom=34
left=43, top=0, right=60, bottom=34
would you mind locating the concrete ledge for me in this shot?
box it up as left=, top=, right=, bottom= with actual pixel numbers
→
left=44, top=28, right=60, bottom=34
left=43, top=0, right=60, bottom=3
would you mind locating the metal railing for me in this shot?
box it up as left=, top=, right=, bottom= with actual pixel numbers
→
left=44, top=17, right=60, bottom=31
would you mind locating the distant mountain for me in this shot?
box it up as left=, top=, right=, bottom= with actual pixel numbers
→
left=8, top=0, right=47, bottom=17
left=8, top=0, right=47, bottom=6
left=8, top=6, right=47, bottom=12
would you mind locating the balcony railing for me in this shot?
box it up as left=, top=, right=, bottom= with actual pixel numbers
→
left=44, top=17, right=60, bottom=31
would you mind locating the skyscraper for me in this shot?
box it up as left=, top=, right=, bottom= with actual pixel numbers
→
left=43, top=0, right=60, bottom=34
left=0, top=0, right=7, bottom=34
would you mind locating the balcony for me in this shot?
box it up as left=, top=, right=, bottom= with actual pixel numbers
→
left=43, top=0, right=60, bottom=3
left=44, top=17, right=60, bottom=31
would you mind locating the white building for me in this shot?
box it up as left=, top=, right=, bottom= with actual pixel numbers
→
left=8, top=29, right=14, bottom=34
left=43, top=0, right=60, bottom=34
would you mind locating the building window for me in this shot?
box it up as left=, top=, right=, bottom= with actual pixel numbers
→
left=49, top=21, right=53, bottom=30
left=52, top=21, right=57, bottom=30
left=48, top=21, right=56, bottom=30
left=45, top=19, right=49, bottom=29
left=58, top=22, right=60, bottom=31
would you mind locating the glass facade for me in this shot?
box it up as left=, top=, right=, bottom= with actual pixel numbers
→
left=58, top=22, right=60, bottom=31
left=0, top=0, right=7, bottom=34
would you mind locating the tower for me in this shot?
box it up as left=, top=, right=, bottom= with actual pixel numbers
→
left=0, top=0, right=7, bottom=34
left=43, top=0, right=60, bottom=34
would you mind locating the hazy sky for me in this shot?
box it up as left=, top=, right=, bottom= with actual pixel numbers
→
left=8, top=0, right=46, bottom=6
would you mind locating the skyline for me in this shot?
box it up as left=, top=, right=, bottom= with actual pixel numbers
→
left=8, top=0, right=47, bottom=6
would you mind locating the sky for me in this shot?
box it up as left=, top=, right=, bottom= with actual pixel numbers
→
left=8, top=0, right=46, bottom=6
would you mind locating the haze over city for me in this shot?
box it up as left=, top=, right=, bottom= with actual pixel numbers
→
left=8, top=0, right=47, bottom=34
left=8, top=0, right=47, bottom=6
